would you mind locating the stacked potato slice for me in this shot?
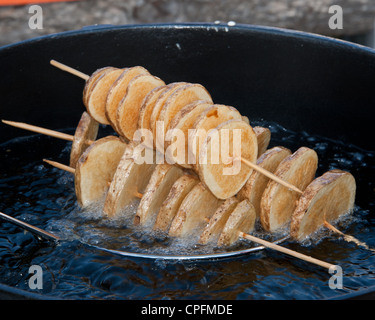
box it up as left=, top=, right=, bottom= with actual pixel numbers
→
left=81, top=65, right=261, bottom=200
left=63, top=64, right=356, bottom=247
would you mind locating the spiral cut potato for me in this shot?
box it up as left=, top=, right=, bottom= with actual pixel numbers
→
left=44, top=62, right=357, bottom=248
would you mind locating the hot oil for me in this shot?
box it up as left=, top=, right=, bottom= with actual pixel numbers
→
left=0, top=122, right=374, bottom=299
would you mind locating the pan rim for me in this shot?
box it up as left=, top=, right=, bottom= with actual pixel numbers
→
left=1, top=22, right=375, bottom=58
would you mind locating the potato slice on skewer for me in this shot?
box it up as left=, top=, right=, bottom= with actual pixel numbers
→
left=154, top=174, right=199, bottom=232
left=217, top=199, right=256, bottom=247
left=169, top=182, right=223, bottom=238
left=83, top=67, right=117, bottom=107
left=242, top=116, right=250, bottom=124
left=86, top=68, right=124, bottom=124
left=165, top=100, right=213, bottom=169
left=237, top=146, right=292, bottom=217
left=138, top=85, right=169, bottom=131
left=134, top=164, right=184, bottom=226
left=117, top=74, right=165, bottom=141
left=198, top=119, right=258, bottom=199
left=290, top=170, right=356, bottom=241
left=106, top=66, right=150, bottom=133
left=188, top=104, right=242, bottom=167
left=260, top=147, right=318, bottom=232
left=75, top=136, right=127, bottom=207
left=69, top=112, right=99, bottom=168
left=155, top=83, right=213, bottom=153
left=103, top=143, right=157, bottom=218
left=199, top=197, right=239, bottom=245
left=150, top=82, right=188, bottom=145
left=254, top=126, right=271, bottom=157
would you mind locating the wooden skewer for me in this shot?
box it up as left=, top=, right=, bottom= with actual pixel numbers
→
left=239, top=232, right=335, bottom=270
left=44, top=159, right=75, bottom=173
left=43, top=159, right=143, bottom=199
left=0, top=211, right=60, bottom=242
left=3, top=120, right=75, bottom=142
left=2, top=120, right=94, bottom=145
left=239, top=157, right=303, bottom=194
left=50, top=59, right=90, bottom=81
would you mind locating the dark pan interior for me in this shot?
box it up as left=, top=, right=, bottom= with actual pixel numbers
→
left=0, top=23, right=375, bottom=300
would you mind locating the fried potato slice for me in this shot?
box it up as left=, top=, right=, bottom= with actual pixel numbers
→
left=138, top=85, right=169, bottom=131
left=86, top=68, right=124, bottom=124
left=199, top=197, right=239, bottom=245
left=103, top=143, right=156, bottom=218
left=198, top=119, right=258, bottom=199
left=117, top=74, right=165, bottom=141
left=290, top=170, right=356, bottom=241
left=75, top=136, right=127, bottom=208
left=217, top=199, right=256, bottom=246
left=69, top=111, right=99, bottom=168
left=149, top=82, right=188, bottom=145
left=237, top=146, right=291, bottom=217
left=188, top=104, right=242, bottom=168
left=154, top=174, right=199, bottom=232
left=83, top=67, right=117, bottom=107
left=105, top=66, right=150, bottom=133
left=254, top=126, right=271, bottom=157
left=165, top=100, right=213, bottom=169
left=260, top=147, right=318, bottom=232
left=134, top=164, right=184, bottom=226
left=169, top=182, right=223, bottom=238
left=155, top=83, right=213, bottom=153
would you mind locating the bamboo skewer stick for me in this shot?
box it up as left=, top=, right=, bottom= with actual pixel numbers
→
left=44, top=159, right=75, bottom=173
left=50, top=59, right=89, bottom=81
left=238, top=157, right=303, bottom=194
left=0, top=211, right=60, bottom=241
left=239, top=232, right=335, bottom=270
left=2, top=120, right=77, bottom=143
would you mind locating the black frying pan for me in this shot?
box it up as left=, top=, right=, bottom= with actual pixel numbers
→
left=1, top=23, right=375, bottom=300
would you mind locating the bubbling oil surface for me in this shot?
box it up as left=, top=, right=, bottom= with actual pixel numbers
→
left=0, top=121, right=374, bottom=299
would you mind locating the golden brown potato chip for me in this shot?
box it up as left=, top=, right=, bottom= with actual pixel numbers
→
left=254, top=126, right=271, bottom=157
left=117, top=74, right=165, bottom=141
left=86, top=68, right=124, bottom=124
left=69, top=111, right=99, bottom=168
left=217, top=199, right=256, bottom=246
left=169, top=182, right=223, bottom=238
left=165, top=100, right=213, bottom=169
left=105, top=66, right=150, bottom=133
left=237, top=146, right=291, bottom=217
left=198, top=119, right=258, bottom=199
left=134, top=164, right=184, bottom=226
left=138, top=85, right=169, bottom=131
left=103, top=143, right=156, bottom=218
left=149, top=82, right=188, bottom=145
left=153, top=174, right=199, bottom=232
left=155, top=83, right=213, bottom=154
left=75, top=136, right=127, bottom=208
left=188, top=104, right=242, bottom=169
left=260, top=147, right=318, bottom=232
left=290, top=170, right=356, bottom=241
left=83, top=67, right=117, bottom=107
left=199, top=197, right=239, bottom=245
